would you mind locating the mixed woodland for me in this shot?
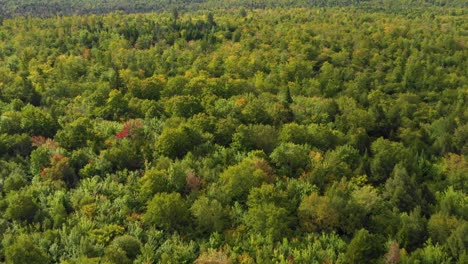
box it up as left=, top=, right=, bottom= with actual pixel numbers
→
left=0, top=2, right=467, bottom=264
left=0, top=0, right=467, bottom=18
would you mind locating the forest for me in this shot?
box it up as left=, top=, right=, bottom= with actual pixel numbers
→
left=0, top=2, right=467, bottom=264
left=0, top=0, right=467, bottom=18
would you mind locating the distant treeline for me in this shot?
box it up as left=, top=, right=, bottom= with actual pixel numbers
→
left=0, top=0, right=466, bottom=18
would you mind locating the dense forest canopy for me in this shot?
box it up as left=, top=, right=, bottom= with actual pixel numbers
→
left=0, top=0, right=467, bottom=18
left=0, top=3, right=467, bottom=264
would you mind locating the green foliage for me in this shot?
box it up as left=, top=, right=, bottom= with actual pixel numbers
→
left=3, top=168, right=28, bottom=193
left=104, top=245, right=131, bottom=264
left=125, top=74, right=164, bottom=100
left=138, top=160, right=191, bottom=201
left=298, top=192, right=339, bottom=233
left=232, top=124, right=278, bottom=154
left=307, top=124, right=343, bottom=151
left=5, top=234, right=50, bottom=264
left=291, top=96, right=339, bottom=125
left=352, top=185, right=382, bottom=214
left=0, top=75, right=41, bottom=105
left=155, top=124, right=203, bottom=159
left=244, top=203, right=292, bottom=241
left=370, top=138, right=411, bottom=183
left=48, top=191, right=69, bottom=228
left=101, top=140, right=143, bottom=171
left=442, top=154, right=467, bottom=193
left=446, top=223, right=468, bottom=261
left=138, top=169, right=172, bottom=202
left=244, top=184, right=294, bottom=240
left=269, top=142, right=310, bottom=177
left=437, top=186, right=468, bottom=219
left=111, top=235, right=141, bottom=260
left=278, top=123, right=309, bottom=145
left=143, top=192, right=190, bottom=232
left=165, top=95, right=203, bottom=118
left=195, top=248, right=231, bottom=264
left=19, top=104, right=56, bottom=137
left=324, top=182, right=368, bottom=235
left=5, top=190, right=39, bottom=223
left=428, top=212, right=460, bottom=245
left=190, top=196, right=226, bottom=234
left=288, top=233, right=347, bottom=263
left=344, top=229, right=384, bottom=264
left=216, top=157, right=270, bottom=204
left=408, top=240, right=452, bottom=264
left=155, top=234, right=197, bottom=263
left=2, top=0, right=467, bottom=19
left=397, top=208, right=427, bottom=251
left=30, top=146, right=52, bottom=175
left=384, top=163, right=420, bottom=212
left=42, top=154, right=78, bottom=187
left=55, top=117, right=96, bottom=150
left=0, top=5, right=465, bottom=263
left=0, top=133, right=32, bottom=157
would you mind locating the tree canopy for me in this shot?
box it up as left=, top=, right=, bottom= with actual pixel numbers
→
left=0, top=3, right=466, bottom=263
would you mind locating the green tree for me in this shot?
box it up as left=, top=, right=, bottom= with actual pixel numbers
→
left=214, top=117, right=240, bottom=146
left=307, top=124, right=343, bottom=151
left=5, top=190, right=39, bottom=223
left=269, top=142, right=310, bottom=177
left=1, top=74, right=41, bottom=105
left=195, top=249, right=231, bottom=264
left=126, top=75, right=164, bottom=100
left=190, top=196, right=226, bottom=234
left=428, top=212, right=460, bottom=245
left=5, top=234, right=50, bottom=264
left=446, top=223, right=468, bottom=261
left=154, top=234, right=197, bottom=263
left=244, top=203, right=292, bottom=241
left=396, top=208, right=427, bottom=251
left=217, top=157, right=270, bottom=204
left=104, top=245, right=131, bottom=264
left=278, top=123, right=309, bottom=145
left=438, top=187, right=467, bottom=219
left=298, top=192, right=339, bottom=232
left=29, top=146, right=51, bottom=175
left=100, top=90, right=129, bottom=120
left=111, top=235, right=142, bottom=260
left=143, top=192, right=190, bottom=232
left=430, top=117, right=456, bottom=155
left=408, top=241, right=452, bottom=264
left=318, top=62, right=341, bottom=97
left=138, top=169, right=172, bottom=202
left=344, top=229, right=384, bottom=264
left=442, top=154, right=467, bottom=193
left=41, top=154, right=78, bottom=187
left=164, top=95, right=203, bottom=118
left=243, top=184, right=295, bottom=240
left=20, top=104, right=56, bottom=137
left=383, top=163, right=420, bottom=212
left=155, top=124, right=203, bottom=159
left=336, top=96, right=376, bottom=136
left=101, top=139, right=143, bottom=171
left=48, top=191, right=69, bottom=228
left=3, top=168, right=28, bottom=193
left=55, top=117, right=96, bottom=150
left=370, top=138, right=410, bottom=184
left=232, top=124, right=278, bottom=154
